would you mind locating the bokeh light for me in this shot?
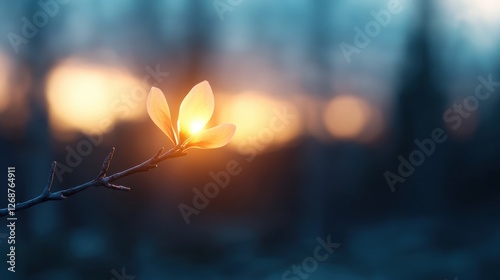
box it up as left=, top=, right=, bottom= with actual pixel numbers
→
left=45, top=57, right=144, bottom=136
left=323, top=95, right=383, bottom=142
left=454, top=0, right=500, bottom=24
left=442, top=0, right=500, bottom=48
left=0, top=50, right=31, bottom=133
left=189, top=119, right=205, bottom=135
left=216, top=91, right=302, bottom=151
left=0, top=49, right=12, bottom=113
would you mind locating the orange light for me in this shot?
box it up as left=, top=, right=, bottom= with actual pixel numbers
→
left=216, top=91, right=302, bottom=150
left=189, top=120, right=205, bottom=135
left=323, top=95, right=371, bottom=140
left=0, top=50, right=12, bottom=113
left=45, top=58, right=143, bottom=136
left=0, top=50, right=31, bottom=133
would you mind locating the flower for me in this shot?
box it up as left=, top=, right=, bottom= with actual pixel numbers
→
left=147, top=81, right=236, bottom=150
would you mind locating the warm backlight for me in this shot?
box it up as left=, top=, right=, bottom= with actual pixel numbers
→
left=217, top=92, right=302, bottom=150
left=46, top=58, right=143, bottom=136
left=0, top=50, right=11, bottom=113
left=189, top=120, right=205, bottom=135
left=323, top=95, right=370, bottom=140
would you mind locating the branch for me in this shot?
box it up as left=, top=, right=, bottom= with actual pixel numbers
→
left=0, top=146, right=186, bottom=217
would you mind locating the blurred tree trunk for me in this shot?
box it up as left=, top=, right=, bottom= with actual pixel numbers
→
left=394, top=0, right=447, bottom=214
left=21, top=1, right=58, bottom=235
left=296, top=0, right=334, bottom=247
left=185, top=2, right=214, bottom=87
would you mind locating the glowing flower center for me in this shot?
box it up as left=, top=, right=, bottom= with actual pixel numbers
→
left=189, top=120, right=205, bottom=135
left=146, top=81, right=236, bottom=150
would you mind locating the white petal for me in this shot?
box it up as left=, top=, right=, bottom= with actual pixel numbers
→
left=147, top=87, right=177, bottom=145
left=185, top=123, right=236, bottom=150
left=177, top=81, right=214, bottom=142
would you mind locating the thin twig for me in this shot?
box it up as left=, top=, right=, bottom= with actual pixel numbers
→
left=97, top=147, right=115, bottom=178
left=42, top=161, right=57, bottom=196
left=0, top=146, right=185, bottom=217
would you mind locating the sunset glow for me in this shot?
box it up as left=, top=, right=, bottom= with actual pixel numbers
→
left=217, top=92, right=302, bottom=150
left=46, top=58, right=143, bottom=135
left=323, top=95, right=371, bottom=140
left=0, top=50, right=12, bottom=113
left=189, top=120, right=205, bottom=135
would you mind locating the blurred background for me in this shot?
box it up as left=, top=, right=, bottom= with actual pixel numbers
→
left=0, top=0, right=499, bottom=279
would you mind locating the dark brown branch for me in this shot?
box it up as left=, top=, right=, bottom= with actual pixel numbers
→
left=0, top=146, right=185, bottom=217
